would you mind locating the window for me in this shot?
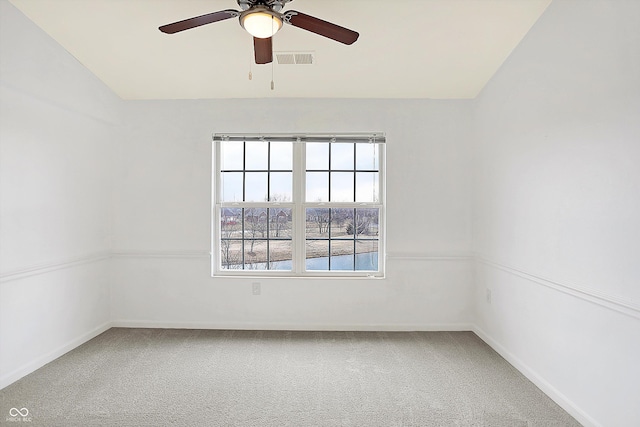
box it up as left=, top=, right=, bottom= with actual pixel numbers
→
left=212, top=134, right=385, bottom=277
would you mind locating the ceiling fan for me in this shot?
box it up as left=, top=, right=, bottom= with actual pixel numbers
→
left=159, top=0, right=359, bottom=65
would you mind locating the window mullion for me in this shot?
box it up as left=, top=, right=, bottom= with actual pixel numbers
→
left=241, top=208, right=245, bottom=269
left=293, top=142, right=305, bottom=274
left=266, top=208, right=270, bottom=267
left=242, top=141, right=246, bottom=202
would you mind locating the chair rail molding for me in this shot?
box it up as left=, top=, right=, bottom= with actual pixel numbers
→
left=476, top=256, right=640, bottom=319
left=110, top=250, right=211, bottom=259
left=0, top=252, right=111, bottom=283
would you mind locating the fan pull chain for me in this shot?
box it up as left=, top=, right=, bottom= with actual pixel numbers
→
left=248, top=37, right=253, bottom=80
left=271, top=17, right=275, bottom=90
left=271, top=61, right=274, bottom=91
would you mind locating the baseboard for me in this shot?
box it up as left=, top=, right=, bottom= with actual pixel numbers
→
left=0, top=321, right=112, bottom=390
left=472, top=325, right=601, bottom=427
left=111, top=319, right=474, bottom=332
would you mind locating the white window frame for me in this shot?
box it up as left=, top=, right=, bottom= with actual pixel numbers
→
left=211, top=133, right=385, bottom=278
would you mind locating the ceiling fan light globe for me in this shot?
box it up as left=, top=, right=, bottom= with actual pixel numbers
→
left=241, top=11, right=282, bottom=39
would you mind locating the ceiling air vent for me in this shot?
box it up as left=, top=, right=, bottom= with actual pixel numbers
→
left=275, top=51, right=314, bottom=65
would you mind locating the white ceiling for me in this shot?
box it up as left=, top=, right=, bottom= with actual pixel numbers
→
left=9, top=0, right=552, bottom=100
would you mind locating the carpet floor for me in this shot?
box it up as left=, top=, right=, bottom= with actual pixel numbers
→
left=1, top=328, right=581, bottom=426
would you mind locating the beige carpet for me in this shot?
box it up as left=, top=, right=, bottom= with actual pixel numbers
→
left=1, top=328, right=580, bottom=426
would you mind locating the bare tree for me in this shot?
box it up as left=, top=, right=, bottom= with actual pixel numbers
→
left=309, top=208, right=330, bottom=234
left=270, top=209, right=291, bottom=238
left=267, top=195, right=292, bottom=239
left=346, top=210, right=374, bottom=236
left=220, top=239, right=242, bottom=269
left=331, top=208, right=350, bottom=233
left=269, top=193, right=291, bottom=203
left=220, top=214, right=241, bottom=268
left=244, top=208, right=267, bottom=255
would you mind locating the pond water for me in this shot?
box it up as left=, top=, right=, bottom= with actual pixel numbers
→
left=242, top=252, right=379, bottom=271
left=305, top=252, right=378, bottom=271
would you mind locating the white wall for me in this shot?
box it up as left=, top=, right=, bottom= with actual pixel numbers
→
left=0, top=1, right=120, bottom=388
left=110, top=99, right=475, bottom=330
left=472, top=1, right=640, bottom=426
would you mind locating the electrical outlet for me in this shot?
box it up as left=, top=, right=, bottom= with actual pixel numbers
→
left=486, top=288, right=492, bottom=304
left=252, top=282, right=261, bottom=296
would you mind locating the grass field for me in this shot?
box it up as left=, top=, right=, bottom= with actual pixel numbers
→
left=221, top=221, right=378, bottom=267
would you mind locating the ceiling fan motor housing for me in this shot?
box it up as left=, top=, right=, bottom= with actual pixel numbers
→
left=237, top=0, right=292, bottom=12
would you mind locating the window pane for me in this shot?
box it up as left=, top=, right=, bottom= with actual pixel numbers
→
left=220, top=141, right=243, bottom=170
left=220, top=240, right=242, bottom=269
left=243, top=208, right=267, bottom=239
left=330, top=172, right=354, bottom=202
left=306, top=208, right=329, bottom=238
left=354, top=208, right=379, bottom=238
left=330, top=241, right=355, bottom=271
left=330, top=256, right=355, bottom=271
left=306, top=142, right=328, bottom=170
left=306, top=172, right=328, bottom=202
left=245, top=172, right=268, bottom=202
left=270, top=172, right=292, bottom=202
left=269, top=240, right=292, bottom=271
left=221, top=172, right=243, bottom=202
left=355, top=240, right=378, bottom=271
left=220, top=208, right=242, bottom=238
left=245, top=141, right=268, bottom=170
left=331, top=143, right=354, bottom=170
left=330, top=208, right=353, bottom=238
left=270, top=142, right=292, bottom=170
left=244, top=240, right=267, bottom=270
left=269, top=208, right=292, bottom=239
left=306, top=240, right=329, bottom=270
left=355, top=172, right=379, bottom=203
left=356, top=144, right=379, bottom=170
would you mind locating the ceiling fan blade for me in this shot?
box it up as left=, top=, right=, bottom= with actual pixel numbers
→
left=254, top=37, right=273, bottom=64
left=159, top=10, right=239, bottom=34
left=283, top=11, right=359, bottom=45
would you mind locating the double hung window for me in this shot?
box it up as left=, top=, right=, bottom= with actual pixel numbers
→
left=212, top=134, right=385, bottom=277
